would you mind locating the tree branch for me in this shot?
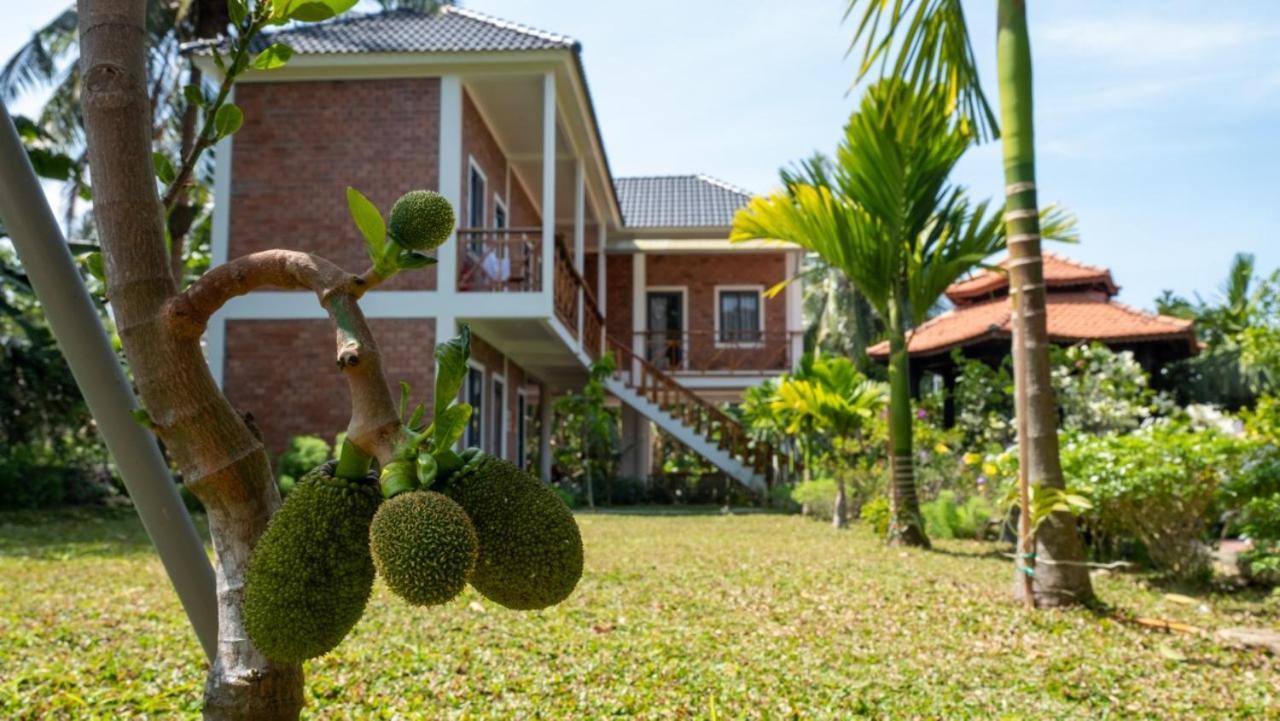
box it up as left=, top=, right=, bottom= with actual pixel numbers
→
left=168, top=250, right=405, bottom=463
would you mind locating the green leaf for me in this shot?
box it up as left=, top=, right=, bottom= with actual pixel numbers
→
left=82, top=253, right=105, bottom=283
left=227, top=0, right=247, bottom=26
left=433, top=325, right=472, bottom=418
left=26, top=147, right=73, bottom=181
left=432, top=403, right=472, bottom=453
left=182, top=83, right=205, bottom=108
left=395, top=250, right=438, bottom=270
left=398, top=380, right=411, bottom=421
left=130, top=408, right=155, bottom=429
left=286, top=0, right=357, bottom=22
left=345, top=187, right=386, bottom=262
left=152, top=152, right=176, bottom=185
left=251, top=42, right=293, bottom=70
left=407, top=403, right=426, bottom=432
left=214, top=103, right=244, bottom=139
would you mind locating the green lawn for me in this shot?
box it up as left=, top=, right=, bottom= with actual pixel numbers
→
left=1, top=509, right=1277, bottom=719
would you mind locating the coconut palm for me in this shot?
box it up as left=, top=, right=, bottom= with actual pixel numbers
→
left=733, top=80, right=1004, bottom=547
left=846, top=0, right=1094, bottom=606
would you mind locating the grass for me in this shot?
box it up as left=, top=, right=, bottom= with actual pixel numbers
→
left=1, top=508, right=1278, bottom=719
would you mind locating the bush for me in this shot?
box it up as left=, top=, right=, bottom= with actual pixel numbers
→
left=921, top=491, right=992, bottom=540
left=791, top=478, right=840, bottom=522
left=1239, top=542, right=1280, bottom=587
left=1060, top=422, right=1253, bottom=579
left=277, top=435, right=331, bottom=480
left=860, top=496, right=890, bottom=537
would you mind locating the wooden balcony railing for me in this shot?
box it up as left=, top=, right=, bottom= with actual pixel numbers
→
left=457, top=227, right=543, bottom=292
left=635, top=330, right=801, bottom=374
left=553, top=239, right=604, bottom=359
left=606, top=335, right=778, bottom=482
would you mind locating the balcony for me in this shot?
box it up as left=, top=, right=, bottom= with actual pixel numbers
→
left=456, top=227, right=545, bottom=292
left=635, top=330, right=802, bottom=375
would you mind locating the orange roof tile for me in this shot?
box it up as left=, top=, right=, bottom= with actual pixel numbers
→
left=867, top=293, right=1196, bottom=359
left=945, top=252, right=1118, bottom=303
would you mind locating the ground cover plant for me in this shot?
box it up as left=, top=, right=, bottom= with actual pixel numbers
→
left=1, top=509, right=1277, bottom=719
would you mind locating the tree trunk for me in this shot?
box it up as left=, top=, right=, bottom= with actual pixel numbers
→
left=832, top=477, right=848, bottom=529
left=885, top=296, right=929, bottom=547
left=997, top=0, right=1093, bottom=607
left=77, top=3, right=305, bottom=717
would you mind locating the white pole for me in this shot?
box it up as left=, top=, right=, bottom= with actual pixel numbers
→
left=0, top=103, right=218, bottom=661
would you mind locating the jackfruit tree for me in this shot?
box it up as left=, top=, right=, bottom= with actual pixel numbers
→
left=72, top=1, right=581, bottom=717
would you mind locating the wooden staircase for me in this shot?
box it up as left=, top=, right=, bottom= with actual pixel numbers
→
left=603, top=335, right=776, bottom=495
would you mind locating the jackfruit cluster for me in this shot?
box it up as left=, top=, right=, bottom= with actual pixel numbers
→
left=242, top=462, right=380, bottom=663
left=369, top=490, right=477, bottom=606
left=441, top=454, right=583, bottom=610
left=389, top=190, right=454, bottom=251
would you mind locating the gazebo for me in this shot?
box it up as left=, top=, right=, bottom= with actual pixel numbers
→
left=867, top=252, right=1198, bottom=425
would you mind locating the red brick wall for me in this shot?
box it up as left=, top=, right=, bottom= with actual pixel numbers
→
left=461, top=90, right=540, bottom=230
left=644, top=253, right=786, bottom=333
left=605, top=254, right=633, bottom=341
left=464, top=332, right=531, bottom=462
left=229, top=79, right=441, bottom=290
left=224, top=318, right=435, bottom=457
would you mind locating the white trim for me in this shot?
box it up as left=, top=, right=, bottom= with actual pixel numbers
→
left=464, top=359, right=486, bottom=449
left=491, top=371, right=507, bottom=459
left=784, top=251, right=804, bottom=371
left=610, top=238, right=801, bottom=253
left=597, top=225, right=607, bottom=317
left=467, top=155, right=488, bottom=228
left=714, top=284, right=766, bottom=349
left=541, top=72, right=557, bottom=311
left=206, top=86, right=235, bottom=388
left=492, top=192, right=508, bottom=230
left=438, top=75, right=462, bottom=296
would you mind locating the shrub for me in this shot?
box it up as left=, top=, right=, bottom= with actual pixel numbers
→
left=791, top=478, right=840, bottom=522
left=860, top=496, right=890, bottom=537
left=921, top=491, right=992, bottom=540
left=1060, top=422, right=1253, bottom=579
left=278, top=435, right=331, bottom=480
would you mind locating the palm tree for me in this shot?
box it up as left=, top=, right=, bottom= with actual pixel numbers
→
left=847, top=0, right=1094, bottom=606
left=771, top=355, right=886, bottom=528
left=733, top=80, right=1004, bottom=547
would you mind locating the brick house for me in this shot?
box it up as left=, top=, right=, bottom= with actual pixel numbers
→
left=198, top=8, right=803, bottom=492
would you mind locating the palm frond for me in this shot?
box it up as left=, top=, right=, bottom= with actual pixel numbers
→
left=846, top=0, right=997, bottom=141
left=0, top=7, right=78, bottom=100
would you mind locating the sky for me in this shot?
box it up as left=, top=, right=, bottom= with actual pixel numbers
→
left=4, top=1, right=1278, bottom=309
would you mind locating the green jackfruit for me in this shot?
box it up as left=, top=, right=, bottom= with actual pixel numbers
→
left=369, top=490, right=477, bottom=606
left=442, top=455, right=583, bottom=610
left=389, top=190, right=454, bottom=251
left=242, top=462, right=380, bottom=663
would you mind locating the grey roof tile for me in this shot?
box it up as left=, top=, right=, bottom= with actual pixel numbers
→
left=615, top=175, right=753, bottom=228
left=250, top=7, right=578, bottom=55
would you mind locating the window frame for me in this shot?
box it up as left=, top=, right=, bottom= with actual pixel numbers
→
left=463, top=360, right=485, bottom=449
left=492, top=193, right=508, bottom=230
left=467, top=156, right=487, bottom=229
left=714, top=285, right=766, bottom=348
left=643, top=286, right=689, bottom=371
left=491, top=373, right=507, bottom=459
left=516, top=388, right=528, bottom=469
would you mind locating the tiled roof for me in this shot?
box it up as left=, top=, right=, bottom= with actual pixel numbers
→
left=946, top=252, right=1117, bottom=303
left=615, top=175, right=753, bottom=228
left=248, top=7, right=578, bottom=55
left=866, top=293, right=1196, bottom=359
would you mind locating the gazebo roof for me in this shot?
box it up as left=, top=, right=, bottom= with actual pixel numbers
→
left=945, top=252, right=1118, bottom=305
left=867, top=292, right=1197, bottom=360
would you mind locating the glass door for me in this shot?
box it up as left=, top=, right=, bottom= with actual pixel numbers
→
left=646, top=291, right=683, bottom=369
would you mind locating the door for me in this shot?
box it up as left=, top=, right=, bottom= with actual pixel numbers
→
left=646, top=291, right=683, bottom=369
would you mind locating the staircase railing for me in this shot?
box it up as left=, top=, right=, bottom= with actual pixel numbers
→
left=605, top=334, right=777, bottom=485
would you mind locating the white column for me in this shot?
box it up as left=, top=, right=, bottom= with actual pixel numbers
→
left=631, top=252, right=645, bottom=380
left=438, top=76, right=462, bottom=298
left=597, top=225, right=607, bottom=310
left=206, top=88, right=234, bottom=387
left=573, top=159, right=585, bottom=342
left=541, top=71, right=557, bottom=304
left=539, top=382, right=553, bottom=482
left=785, top=250, right=804, bottom=370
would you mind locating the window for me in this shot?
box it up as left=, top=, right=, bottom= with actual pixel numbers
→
left=492, top=377, right=505, bottom=458
left=516, top=391, right=527, bottom=469
left=493, top=195, right=507, bottom=230
left=464, top=365, right=483, bottom=449
left=718, top=289, right=762, bottom=344
left=468, top=160, right=486, bottom=229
